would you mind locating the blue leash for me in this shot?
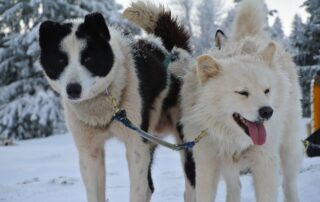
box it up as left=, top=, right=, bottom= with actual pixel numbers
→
left=111, top=109, right=204, bottom=151
left=107, top=93, right=207, bottom=151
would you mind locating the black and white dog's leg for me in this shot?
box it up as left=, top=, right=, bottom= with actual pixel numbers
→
left=73, top=134, right=106, bottom=202
left=125, top=135, right=154, bottom=202
left=175, top=125, right=196, bottom=202
left=194, top=146, right=221, bottom=202
left=182, top=150, right=196, bottom=202
left=251, top=151, right=279, bottom=202
left=221, top=158, right=241, bottom=202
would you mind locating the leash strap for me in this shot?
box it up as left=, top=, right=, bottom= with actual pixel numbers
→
left=112, top=109, right=206, bottom=151
left=106, top=92, right=207, bottom=151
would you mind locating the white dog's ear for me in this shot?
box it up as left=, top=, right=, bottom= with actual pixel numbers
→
left=215, top=29, right=227, bottom=50
left=197, top=55, right=220, bottom=83
left=259, top=42, right=276, bottom=65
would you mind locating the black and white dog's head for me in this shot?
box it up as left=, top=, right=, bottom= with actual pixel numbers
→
left=39, top=13, right=115, bottom=102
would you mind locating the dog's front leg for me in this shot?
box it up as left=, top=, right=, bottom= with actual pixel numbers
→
left=221, top=158, right=241, bottom=202
left=79, top=146, right=105, bottom=202
left=194, top=147, right=221, bottom=202
left=72, top=131, right=106, bottom=202
left=250, top=151, right=279, bottom=202
left=125, top=135, right=154, bottom=202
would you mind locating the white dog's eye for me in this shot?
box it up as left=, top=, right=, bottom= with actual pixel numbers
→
left=236, top=90, right=249, bottom=97
left=264, top=88, right=270, bottom=94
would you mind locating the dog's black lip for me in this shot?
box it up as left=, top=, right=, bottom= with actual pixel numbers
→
left=233, top=113, right=249, bottom=136
left=232, top=113, right=265, bottom=136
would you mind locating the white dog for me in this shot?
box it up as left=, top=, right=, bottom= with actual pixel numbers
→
left=180, top=0, right=303, bottom=201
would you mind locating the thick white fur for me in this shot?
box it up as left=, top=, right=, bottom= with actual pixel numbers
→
left=181, top=0, right=303, bottom=202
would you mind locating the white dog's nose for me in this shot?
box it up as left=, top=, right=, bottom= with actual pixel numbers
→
left=259, top=106, right=273, bottom=120
left=66, top=83, right=82, bottom=99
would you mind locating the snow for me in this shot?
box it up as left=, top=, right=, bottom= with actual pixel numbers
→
left=0, top=119, right=320, bottom=202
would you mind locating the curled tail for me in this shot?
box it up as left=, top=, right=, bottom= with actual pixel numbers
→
left=231, top=0, right=266, bottom=41
left=123, top=1, right=191, bottom=52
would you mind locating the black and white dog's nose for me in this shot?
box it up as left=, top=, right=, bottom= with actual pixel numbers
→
left=259, top=106, right=273, bottom=120
left=66, top=83, right=82, bottom=99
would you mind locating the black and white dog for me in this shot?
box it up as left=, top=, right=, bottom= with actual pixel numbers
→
left=38, top=2, right=194, bottom=201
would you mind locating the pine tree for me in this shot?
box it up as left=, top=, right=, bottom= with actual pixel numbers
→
left=270, top=16, right=290, bottom=49
left=271, top=17, right=284, bottom=40
left=173, top=0, right=193, bottom=35
left=301, top=0, right=320, bottom=65
left=195, top=0, right=222, bottom=55
left=290, top=14, right=308, bottom=65
left=0, top=0, right=124, bottom=140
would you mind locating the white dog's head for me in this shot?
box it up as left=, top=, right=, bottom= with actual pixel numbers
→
left=39, top=13, right=115, bottom=102
left=194, top=42, right=283, bottom=146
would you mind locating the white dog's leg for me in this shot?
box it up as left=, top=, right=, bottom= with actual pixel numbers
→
left=194, top=147, right=221, bottom=202
left=250, top=151, right=279, bottom=202
left=125, top=136, right=154, bottom=202
left=280, top=129, right=303, bottom=202
left=222, top=159, right=241, bottom=202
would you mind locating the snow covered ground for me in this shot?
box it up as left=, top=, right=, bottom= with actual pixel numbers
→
left=1, top=120, right=320, bottom=202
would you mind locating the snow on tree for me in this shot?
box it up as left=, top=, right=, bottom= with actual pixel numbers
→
left=220, top=7, right=236, bottom=36
left=0, top=0, right=128, bottom=140
left=300, top=0, right=320, bottom=65
left=290, top=14, right=308, bottom=65
left=270, top=16, right=290, bottom=50
left=194, top=0, right=222, bottom=55
left=270, top=17, right=284, bottom=41
left=172, top=0, right=194, bottom=36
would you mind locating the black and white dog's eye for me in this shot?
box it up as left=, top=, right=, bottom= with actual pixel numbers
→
left=264, top=88, right=270, bottom=94
left=84, top=57, right=92, bottom=65
left=58, top=58, right=67, bottom=66
left=236, top=90, right=250, bottom=97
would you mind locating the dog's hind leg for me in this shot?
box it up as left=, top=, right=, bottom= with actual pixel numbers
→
left=250, top=150, right=279, bottom=202
left=221, top=158, right=241, bottom=202
left=182, top=150, right=196, bottom=202
left=175, top=125, right=196, bottom=202
left=280, top=124, right=303, bottom=202
left=125, top=135, right=155, bottom=202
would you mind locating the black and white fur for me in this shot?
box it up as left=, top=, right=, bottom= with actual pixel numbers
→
left=39, top=5, right=192, bottom=202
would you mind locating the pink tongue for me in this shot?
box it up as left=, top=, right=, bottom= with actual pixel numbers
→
left=244, top=121, right=266, bottom=145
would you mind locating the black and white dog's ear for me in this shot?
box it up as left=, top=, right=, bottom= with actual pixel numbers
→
left=39, top=20, right=72, bottom=49
left=39, top=21, right=61, bottom=48
left=84, top=12, right=110, bottom=41
left=215, top=29, right=227, bottom=50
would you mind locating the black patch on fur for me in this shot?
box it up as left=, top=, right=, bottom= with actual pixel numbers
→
left=148, top=147, right=155, bottom=193
left=154, top=11, right=191, bottom=53
left=131, top=39, right=168, bottom=141
left=39, top=21, right=72, bottom=80
left=162, top=75, right=182, bottom=111
left=76, top=13, right=114, bottom=77
left=176, top=123, right=196, bottom=188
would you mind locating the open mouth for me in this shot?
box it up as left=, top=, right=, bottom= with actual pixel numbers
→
left=233, top=113, right=266, bottom=145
